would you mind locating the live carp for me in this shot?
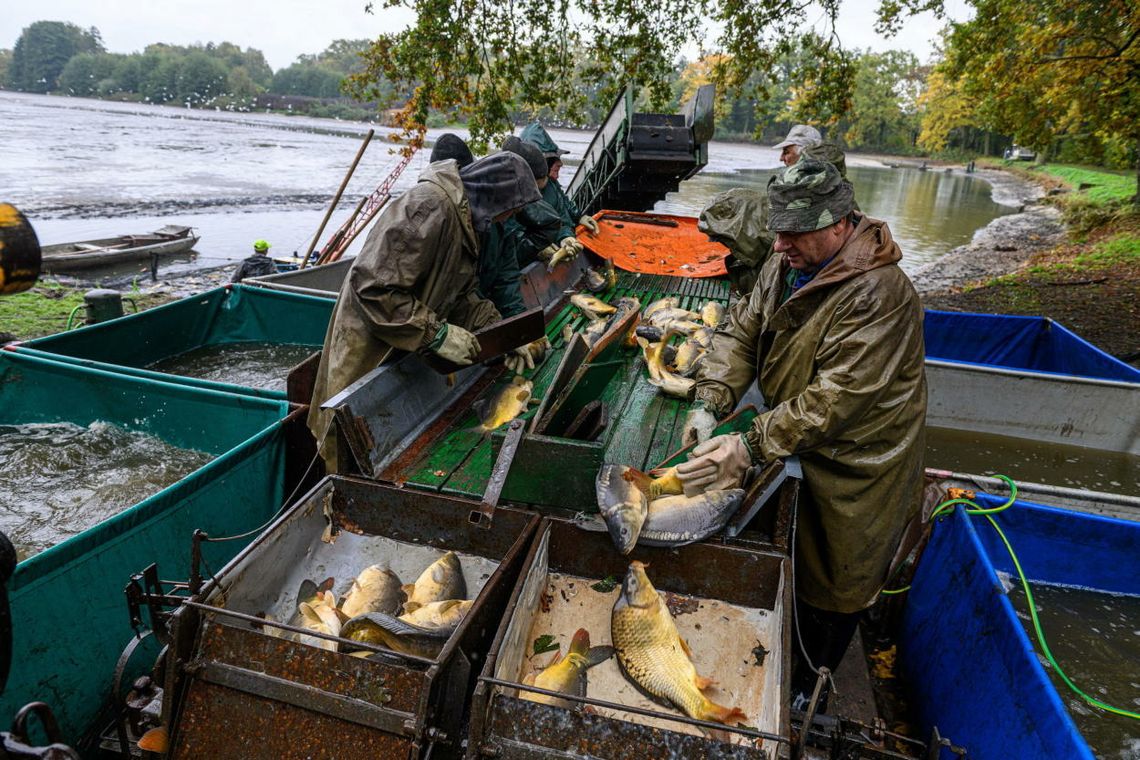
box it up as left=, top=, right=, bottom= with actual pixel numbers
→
left=297, top=589, right=342, bottom=651
left=570, top=294, right=616, bottom=321
left=701, top=301, right=726, bottom=328
left=340, top=564, right=404, bottom=619
left=595, top=464, right=648, bottom=555
left=403, top=551, right=467, bottom=614
left=637, top=489, right=745, bottom=548
left=476, top=376, right=533, bottom=432
left=522, top=628, right=614, bottom=709
left=611, top=562, right=746, bottom=726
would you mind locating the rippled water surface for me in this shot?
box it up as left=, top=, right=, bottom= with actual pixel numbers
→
left=1007, top=583, right=1140, bottom=759
left=2, top=91, right=1015, bottom=281
left=147, top=342, right=318, bottom=391
left=0, top=421, right=214, bottom=560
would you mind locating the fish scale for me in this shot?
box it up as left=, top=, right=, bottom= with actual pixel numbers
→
left=612, top=595, right=708, bottom=717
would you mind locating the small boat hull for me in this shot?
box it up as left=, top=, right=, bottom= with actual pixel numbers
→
left=41, top=225, right=199, bottom=272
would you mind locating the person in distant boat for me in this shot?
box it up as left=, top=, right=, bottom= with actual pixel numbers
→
left=519, top=123, right=597, bottom=264
left=307, top=152, right=541, bottom=471
left=429, top=133, right=475, bottom=168
left=678, top=159, right=927, bottom=713
left=774, top=124, right=822, bottom=167
left=230, top=239, right=277, bottom=283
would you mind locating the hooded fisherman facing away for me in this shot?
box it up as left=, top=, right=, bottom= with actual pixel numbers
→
left=307, top=152, right=540, bottom=471
left=677, top=159, right=927, bottom=711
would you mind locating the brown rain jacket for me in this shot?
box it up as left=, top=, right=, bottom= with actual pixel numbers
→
left=307, top=160, right=501, bottom=471
left=694, top=216, right=927, bottom=613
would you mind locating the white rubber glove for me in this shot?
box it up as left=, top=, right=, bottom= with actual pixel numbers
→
left=681, top=404, right=718, bottom=447
left=431, top=323, right=481, bottom=366
left=559, top=236, right=584, bottom=254
left=504, top=337, right=551, bottom=374
left=675, top=433, right=754, bottom=497
left=538, top=244, right=558, bottom=262
left=579, top=215, right=600, bottom=234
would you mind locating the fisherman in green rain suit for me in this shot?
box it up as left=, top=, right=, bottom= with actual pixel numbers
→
left=678, top=159, right=927, bottom=712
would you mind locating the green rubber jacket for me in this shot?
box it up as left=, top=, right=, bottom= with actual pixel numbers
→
left=694, top=216, right=927, bottom=613
left=308, top=160, right=501, bottom=471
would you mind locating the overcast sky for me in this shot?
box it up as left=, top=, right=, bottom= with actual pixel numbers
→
left=1, top=0, right=971, bottom=72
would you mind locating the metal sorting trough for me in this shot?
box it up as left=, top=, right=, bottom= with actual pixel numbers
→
left=165, top=475, right=538, bottom=759
left=469, top=518, right=791, bottom=759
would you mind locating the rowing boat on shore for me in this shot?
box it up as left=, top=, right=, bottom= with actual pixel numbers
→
left=41, top=225, right=199, bottom=272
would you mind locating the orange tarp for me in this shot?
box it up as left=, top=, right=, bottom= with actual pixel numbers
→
left=577, top=211, right=729, bottom=278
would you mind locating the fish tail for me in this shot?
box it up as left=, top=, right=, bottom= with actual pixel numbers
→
left=699, top=699, right=748, bottom=726
left=568, top=628, right=591, bottom=657
left=622, top=467, right=655, bottom=496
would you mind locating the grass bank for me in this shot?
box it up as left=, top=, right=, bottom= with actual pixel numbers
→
left=925, top=161, right=1139, bottom=363
left=0, top=280, right=172, bottom=341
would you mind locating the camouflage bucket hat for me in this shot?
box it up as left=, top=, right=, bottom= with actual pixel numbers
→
left=767, top=159, right=855, bottom=233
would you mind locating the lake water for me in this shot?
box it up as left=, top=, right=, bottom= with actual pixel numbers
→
left=0, top=421, right=214, bottom=560
left=0, top=91, right=1016, bottom=283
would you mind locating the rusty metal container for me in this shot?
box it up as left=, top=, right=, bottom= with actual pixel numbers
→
left=468, top=517, right=792, bottom=759
left=165, top=475, right=538, bottom=759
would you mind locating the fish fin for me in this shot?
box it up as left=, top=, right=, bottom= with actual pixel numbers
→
left=571, top=514, right=608, bottom=533
left=317, top=577, right=335, bottom=593
left=522, top=671, right=536, bottom=686
left=137, top=726, right=169, bottom=753
left=585, top=645, right=615, bottom=668
left=472, top=398, right=488, bottom=422
left=546, top=650, right=563, bottom=668
left=402, top=600, right=421, bottom=614
left=568, top=628, right=591, bottom=657
left=679, top=636, right=694, bottom=660
left=699, top=701, right=748, bottom=726
left=515, top=390, right=530, bottom=402
left=298, top=602, right=320, bottom=624
left=335, top=608, right=350, bottom=625
left=693, top=673, right=715, bottom=691
left=347, top=611, right=435, bottom=638
left=622, top=467, right=655, bottom=496
left=296, top=579, right=319, bottom=605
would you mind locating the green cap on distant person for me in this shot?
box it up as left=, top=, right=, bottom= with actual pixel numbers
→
left=767, top=159, right=855, bottom=233
left=253, top=239, right=270, bottom=253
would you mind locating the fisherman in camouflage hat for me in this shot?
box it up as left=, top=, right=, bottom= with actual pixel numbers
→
left=679, top=158, right=927, bottom=713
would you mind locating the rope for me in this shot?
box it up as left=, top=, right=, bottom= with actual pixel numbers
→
left=883, top=474, right=1139, bottom=721
left=200, top=453, right=320, bottom=543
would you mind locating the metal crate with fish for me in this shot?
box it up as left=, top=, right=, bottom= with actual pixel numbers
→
left=162, top=475, right=538, bottom=759
left=468, top=516, right=791, bottom=759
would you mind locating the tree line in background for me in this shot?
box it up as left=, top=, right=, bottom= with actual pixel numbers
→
left=2, top=10, right=1136, bottom=189
left=0, top=21, right=385, bottom=119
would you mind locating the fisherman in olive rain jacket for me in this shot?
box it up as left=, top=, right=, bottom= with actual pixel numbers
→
left=307, top=152, right=540, bottom=471
left=677, top=159, right=927, bottom=711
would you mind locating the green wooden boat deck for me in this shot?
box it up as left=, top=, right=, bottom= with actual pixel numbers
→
left=396, top=272, right=733, bottom=506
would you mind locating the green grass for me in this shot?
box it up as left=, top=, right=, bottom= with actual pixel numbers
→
left=1032, top=165, right=1136, bottom=204
left=0, top=281, right=90, bottom=339
left=1074, top=232, right=1140, bottom=267
left=0, top=280, right=168, bottom=341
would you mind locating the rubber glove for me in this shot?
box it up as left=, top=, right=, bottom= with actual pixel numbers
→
left=538, top=244, right=559, bottom=262
left=504, top=337, right=550, bottom=374
left=430, top=323, right=481, bottom=366
left=559, top=236, right=584, bottom=254
left=578, top=215, right=600, bottom=234
left=675, top=433, right=754, bottom=497
left=680, top=402, right=718, bottom=447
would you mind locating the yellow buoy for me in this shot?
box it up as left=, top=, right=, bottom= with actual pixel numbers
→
left=0, top=203, right=41, bottom=295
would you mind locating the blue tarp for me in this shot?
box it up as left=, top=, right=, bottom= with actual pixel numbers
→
left=924, top=310, right=1140, bottom=383
left=901, top=494, right=1140, bottom=759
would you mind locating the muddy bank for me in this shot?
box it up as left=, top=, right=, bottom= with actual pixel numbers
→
left=909, top=169, right=1065, bottom=295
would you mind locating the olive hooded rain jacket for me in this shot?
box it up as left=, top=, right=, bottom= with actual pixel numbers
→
left=694, top=215, right=927, bottom=613
left=307, top=159, right=508, bottom=471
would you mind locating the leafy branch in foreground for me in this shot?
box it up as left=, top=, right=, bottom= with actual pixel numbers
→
left=346, top=0, right=930, bottom=151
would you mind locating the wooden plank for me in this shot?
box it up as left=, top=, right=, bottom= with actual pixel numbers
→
left=603, top=372, right=668, bottom=468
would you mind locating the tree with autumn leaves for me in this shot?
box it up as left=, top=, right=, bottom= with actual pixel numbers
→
left=921, top=0, right=1138, bottom=205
